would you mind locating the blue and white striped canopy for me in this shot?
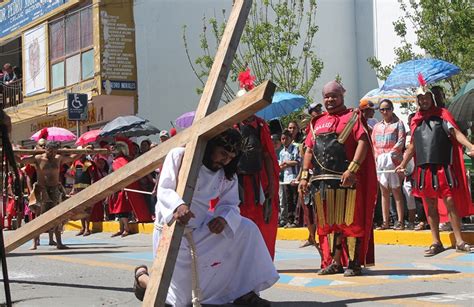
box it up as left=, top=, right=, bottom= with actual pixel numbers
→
left=381, top=59, right=461, bottom=91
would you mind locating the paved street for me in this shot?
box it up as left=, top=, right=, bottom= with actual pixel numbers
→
left=1, top=231, right=473, bottom=306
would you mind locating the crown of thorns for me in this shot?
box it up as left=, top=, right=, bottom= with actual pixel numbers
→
left=213, top=134, right=242, bottom=153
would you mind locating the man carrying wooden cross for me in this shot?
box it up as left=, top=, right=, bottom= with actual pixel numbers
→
left=18, top=141, right=87, bottom=250
left=133, top=129, right=278, bottom=306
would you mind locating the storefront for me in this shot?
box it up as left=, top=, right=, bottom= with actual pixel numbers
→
left=0, top=0, right=139, bottom=144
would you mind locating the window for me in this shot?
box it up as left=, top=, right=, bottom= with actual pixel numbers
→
left=49, top=4, right=94, bottom=90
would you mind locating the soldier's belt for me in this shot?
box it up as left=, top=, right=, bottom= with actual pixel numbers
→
left=310, top=174, right=342, bottom=182
left=313, top=188, right=357, bottom=227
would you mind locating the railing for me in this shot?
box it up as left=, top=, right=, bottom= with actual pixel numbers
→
left=1, top=79, right=23, bottom=109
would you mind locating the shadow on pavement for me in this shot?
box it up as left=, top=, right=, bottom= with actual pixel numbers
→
left=9, top=279, right=132, bottom=293
left=278, top=269, right=319, bottom=274
left=7, top=247, right=128, bottom=257
left=365, top=269, right=459, bottom=276
left=315, top=291, right=443, bottom=306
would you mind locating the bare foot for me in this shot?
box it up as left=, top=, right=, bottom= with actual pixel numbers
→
left=111, top=231, right=122, bottom=237
left=76, top=230, right=84, bottom=236
left=83, top=230, right=91, bottom=236
left=56, top=244, right=69, bottom=250
left=29, top=245, right=37, bottom=250
left=49, top=241, right=57, bottom=246
left=121, top=231, right=130, bottom=237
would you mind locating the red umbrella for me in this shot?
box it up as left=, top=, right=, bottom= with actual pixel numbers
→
left=75, top=129, right=102, bottom=146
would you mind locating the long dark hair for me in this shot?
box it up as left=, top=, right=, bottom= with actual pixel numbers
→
left=203, top=129, right=242, bottom=180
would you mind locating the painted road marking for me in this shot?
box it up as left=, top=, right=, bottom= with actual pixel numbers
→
left=416, top=292, right=474, bottom=303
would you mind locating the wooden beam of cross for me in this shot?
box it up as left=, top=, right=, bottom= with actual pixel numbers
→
left=142, top=0, right=254, bottom=305
left=3, top=81, right=274, bottom=254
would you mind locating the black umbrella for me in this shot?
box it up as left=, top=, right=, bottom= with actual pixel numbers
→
left=448, top=89, right=474, bottom=122
left=116, top=121, right=160, bottom=138
left=99, top=115, right=147, bottom=137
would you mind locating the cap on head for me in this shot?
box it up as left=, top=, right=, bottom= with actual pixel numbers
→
left=159, top=130, right=170, bottom=138
left=359, top=99, right=377, bottom=110
left=307, top=102, right=322, bottom=114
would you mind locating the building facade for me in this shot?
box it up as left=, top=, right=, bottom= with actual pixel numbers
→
left=0, top=0, right=139, bottom=144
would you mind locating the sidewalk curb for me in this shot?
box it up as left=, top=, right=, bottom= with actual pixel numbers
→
left=65, top=221, right=474, bottom=247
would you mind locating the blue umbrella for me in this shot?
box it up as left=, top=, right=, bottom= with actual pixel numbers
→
left=256, top=92, right=306, bottom=120
left=381, top=59, right=461, bottom=91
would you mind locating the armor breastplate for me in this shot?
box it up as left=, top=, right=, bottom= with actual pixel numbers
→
left=237, top=124, right=262, bottom=174
left=312, top=132, right=349, bottom=176
left=74, top=166, right=92, bottom=185
left=413, top=116, right=452, bottom=166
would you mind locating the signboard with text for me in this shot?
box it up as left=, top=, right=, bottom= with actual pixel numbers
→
left=99, top=0, right=137, bottom=95
left=67, top=93, right=88, bottom=121
left=0, top=0, right=68, bottom=39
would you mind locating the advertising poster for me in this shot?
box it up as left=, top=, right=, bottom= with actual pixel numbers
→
left=23, top=23, right=47, bottom=96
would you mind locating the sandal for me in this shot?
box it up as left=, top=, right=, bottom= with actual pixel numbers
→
left=318, top=262, right=344, bottom=275
left=393, top=221, right=405, bottom=230
left=133, top=265, right=148, bottom=301
left=424, top=243, right=445, bottom=257
left=376, top=222, right=390, bottom=230
left=456, top=242, right=474, bottom=253
left=111, top=231, right=122, bottom=237
left=414, top=222, right=426, bottom=231
left=299, top=239, right=315, bottom=248
left=344, top=266, right=362, bottom=277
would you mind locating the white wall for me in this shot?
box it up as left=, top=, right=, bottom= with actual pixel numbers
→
left=133, top=0, right=383, bottom=138
left=373, top=0, right=422, bottom=125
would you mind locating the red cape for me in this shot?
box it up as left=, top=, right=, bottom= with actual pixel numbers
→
left=110, top=156, right=152, bottom=222
left=410, top=107, right=473, bottom=221
left=309, top=109, right=377, bottom=267
left=238, top=117, right=280, bottom=259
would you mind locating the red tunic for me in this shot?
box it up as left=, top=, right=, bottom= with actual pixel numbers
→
left=410, top=107, right=474, bottom=222
left=305, top=109, right=377, bottom=267
left=238, top=117, right=280, bottom=259
left=89, top=166, right=108, bottom=222
left=109, top=156, right=152, bottom=222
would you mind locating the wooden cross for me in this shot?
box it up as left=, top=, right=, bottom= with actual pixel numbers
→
left=5, top=0, right=275, bottom=305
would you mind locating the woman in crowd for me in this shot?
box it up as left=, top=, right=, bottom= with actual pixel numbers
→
left=372, top=99, right=407, bottom=230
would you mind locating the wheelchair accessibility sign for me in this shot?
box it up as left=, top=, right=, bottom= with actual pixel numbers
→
left=67, top=93, right=88, bottom=121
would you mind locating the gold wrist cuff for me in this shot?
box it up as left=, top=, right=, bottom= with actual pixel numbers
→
left=347, top=161, right=360, bottom=173
left=300, top=170, right=310, bottom=180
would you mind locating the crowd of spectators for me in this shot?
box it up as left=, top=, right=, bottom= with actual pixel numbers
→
left=3, top=86, right=472, bottom=243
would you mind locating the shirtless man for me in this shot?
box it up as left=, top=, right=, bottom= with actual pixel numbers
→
left=20, top=141, right=83, bottom=249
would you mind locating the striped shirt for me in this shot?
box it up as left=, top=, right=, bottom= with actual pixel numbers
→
left=371, top=118, right=406, bottom=165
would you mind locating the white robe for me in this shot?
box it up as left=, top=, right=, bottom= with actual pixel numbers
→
left=154, top=147, right=279, bottom=306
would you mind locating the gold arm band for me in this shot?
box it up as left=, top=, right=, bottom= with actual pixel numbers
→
left=348, top=161, right=360, bottom=173
left=300, top=170, right=310, bottom=180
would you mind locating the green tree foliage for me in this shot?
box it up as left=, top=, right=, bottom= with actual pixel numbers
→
left=368, top=0, right=473, bottom=111
left=182, top=0, right=324, bottom=108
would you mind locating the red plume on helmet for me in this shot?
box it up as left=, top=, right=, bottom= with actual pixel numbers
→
left=416, top=72, right=431, bottom=96
left=417, top=72, right=427, bottom=87
left=238, top=68, right=256, bottom=91
left=38, top=128, right=49, bottom=140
